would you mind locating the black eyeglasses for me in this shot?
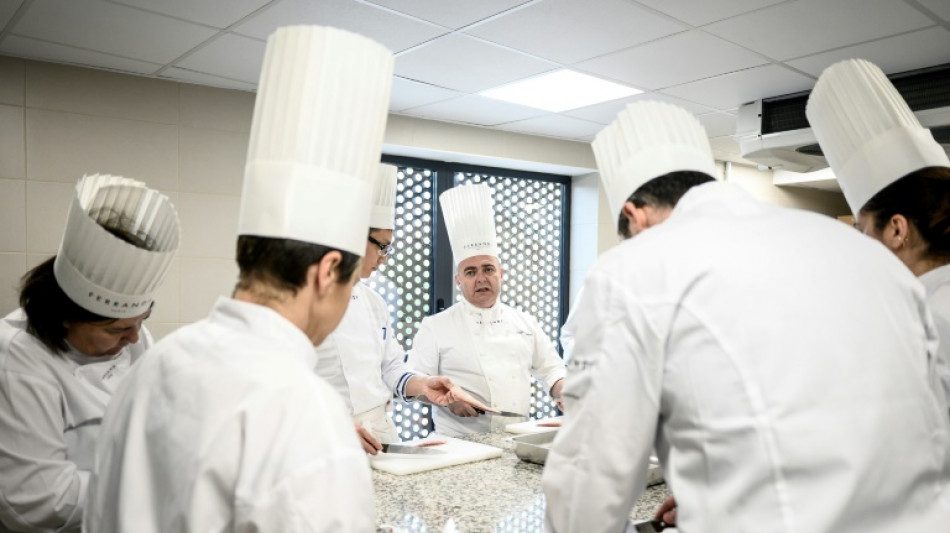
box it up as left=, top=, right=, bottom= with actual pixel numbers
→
left=367, top=235, right=395, bottom=257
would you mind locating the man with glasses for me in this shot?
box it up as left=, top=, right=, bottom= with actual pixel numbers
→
left=315, top=164, right=489, bottom=453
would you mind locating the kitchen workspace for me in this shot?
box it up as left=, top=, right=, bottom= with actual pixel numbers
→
left=2, top=1, right=950, bottom=533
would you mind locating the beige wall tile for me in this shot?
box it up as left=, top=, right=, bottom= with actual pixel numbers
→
left=177, top=193, right=240, bottom=258
left=146, top=322, right=182, bottom=342
left=0, top=179, right=26, bottom=252
left=149, top=257, right=180, bottom=324
left=0, top=57, right=24, bottom=106
left=25, top=61, right=178, bottom=124
left=179, top=84, right=254, bottom=133
left=0, top=105, right=25, bottom=179
left=26, top=253, right=53, bottom=271
left=26, top=108, right=179, bottom=189
left=179, top=258, right=238, bottom=323
left=179, top=127, right=248, bottom=195
left=0, top=253, right=26, bottom=315
left=26, top=180, right=73, bottom=254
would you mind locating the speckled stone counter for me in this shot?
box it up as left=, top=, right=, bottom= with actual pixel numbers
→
left=374, top=431, right=670, bottom=532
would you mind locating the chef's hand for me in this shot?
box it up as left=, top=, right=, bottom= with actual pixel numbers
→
left=447, top=401, right=479, bottom=417
left=654, top=496, right=677, bottom=526
left=355, top=422, right=382, bottom=455
left=408, top=376, right=497, bottom=414
left=550, top=378, right=565, bottom=412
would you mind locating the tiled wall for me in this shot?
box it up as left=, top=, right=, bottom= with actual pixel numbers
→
left=0, top=57, right=248, bottom=339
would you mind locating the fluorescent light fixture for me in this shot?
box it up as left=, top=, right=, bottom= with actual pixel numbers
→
left=479, top=70, right=642, bottom=112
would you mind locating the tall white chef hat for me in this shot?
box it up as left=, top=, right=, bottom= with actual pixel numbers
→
left=806, top=58, right=950, bottom=216
left=53, top=174, right=180, bottom=318
left=439, top=183, right=500, bottom=265
left=593, top=101, right=717, bottom=220
left=237, top=25, right=394, bottom=256
left=370, top=164, right=398, bottom=230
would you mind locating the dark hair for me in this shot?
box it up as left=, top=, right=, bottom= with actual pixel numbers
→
left=235, top=236, right=361, bottom=295
left=19, top=257, right=114, bottom=354
left=616, top=171, right=716, bottom=237
left=861, top=166, right=950, bottom=262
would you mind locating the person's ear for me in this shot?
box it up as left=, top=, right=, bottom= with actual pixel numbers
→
left=886, top=214, right=911, bottom=250
left=312, top=251, right=343, bottom=297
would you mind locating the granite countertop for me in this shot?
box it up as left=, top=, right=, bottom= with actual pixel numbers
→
left=374, top=431, right=670, bottom=532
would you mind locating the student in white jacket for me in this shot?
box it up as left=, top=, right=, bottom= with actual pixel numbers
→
left=84, top=26, right=406, bottom=532
left=807, top=58, right=950, bottom=413
left=0, top=174, right=179, bottom=533
left=541, top=101, right=950, bottom=533
left=408, top=183, right=566, bottom=436
left=316, top=164, right=491, bottom=452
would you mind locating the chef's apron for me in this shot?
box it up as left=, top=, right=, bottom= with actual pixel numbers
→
left=354, top=403, right=399, bottom=444
left=436, top=308, right=533, bottom=435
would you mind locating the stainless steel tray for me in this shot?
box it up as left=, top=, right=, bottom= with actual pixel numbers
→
left=512, top=430, right=665, bottom=486
left=512, top=429, right=557, bottom=465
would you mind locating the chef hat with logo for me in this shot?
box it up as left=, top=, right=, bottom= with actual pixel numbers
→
left=53, top=174, right=180, bottom=318
left=237, top=25, right=394, bottom=256
left=439, top=183, right=500, bottom=265
left=370, top=164, right=398, bottom=230
left=807, top=58, right=950, bottom=216
left=593, top=101, right=717, bottom=220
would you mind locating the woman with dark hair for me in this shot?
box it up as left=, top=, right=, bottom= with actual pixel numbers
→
left=808, top=58, right=950, bottom=408
left=0, top=174, right=180, bottom=532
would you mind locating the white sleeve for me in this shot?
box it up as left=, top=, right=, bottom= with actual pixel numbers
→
left=406, top=318, right=440, bottom=377
left=542, top=271, right=664, bottom=533
left=373, top=295, right=415, bottom=399
left=0, top=367, right=85, bottom=531
left=526, top=314, right=566, bottom=394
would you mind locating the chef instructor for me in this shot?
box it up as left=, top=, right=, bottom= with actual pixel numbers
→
left=0, top=174, right=180, bottom=532
left=541, top=101, right=950, bottom=532
left=316, top=163, right=492, bottom=453
left=408, top=182, right=566, bottom=436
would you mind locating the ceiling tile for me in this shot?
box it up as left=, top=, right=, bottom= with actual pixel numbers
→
left=786, top=27, right=950, bottom=77
left=175, top=33, right=265, bottom=84
left=232, top=0, right=446, bottom=53
left=160, top=67, right=257, bottom=92
left=401, top=94, right=547, bottom=126
left=390, top=77, right=463, bottom=111
left=696, top=111, right=737, bottom=138
left=660, top=64, right=814, bottom=110
left=575, top=30, right=768, bottom=90
left=364, top=0, right=531, bottom=29
left=464, top=0, right=686, bottom=64
left=563, top=92, right=714, bottom=124
left=10, top=0, right=217, bottom=64
left=112, top=0, right=271, bottom=29
left=494, top=114, right=605, bottom=140
left=916, top=0, right=950, bottom=22
left=0, top=35, right=162, bottom=75
left=633, top=0, right=787, bottom=26
left=394, top=34, right=557, bottom=93
left=0, top=0, right=23, bottom=29
left=704, top=0, right=935, bottom=61
left=709, top=135, right=741, bottom=155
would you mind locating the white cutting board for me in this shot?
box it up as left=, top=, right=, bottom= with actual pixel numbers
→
left=505, top=416, right=563, bottom=434
left=370, top=435, right=503, bottom=476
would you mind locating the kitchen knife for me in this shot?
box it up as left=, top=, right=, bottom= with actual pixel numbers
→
left=474, top=407, right=528, bottom=418
left=631, top=520, right=669, bottom=532
left=380, top=443, right=447, bottom=455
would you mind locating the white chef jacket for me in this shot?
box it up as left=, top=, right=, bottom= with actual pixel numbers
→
left=315, top=281, right=415, bottom=442
left=84, top=297, right=374, bottom=533
left=0, top=309, right=149, bottom=533
left=409, top=299, right=566, bottom=436
left=543, top=182, right=950, bottom=533
left=920, top=263, right=950, bottom=417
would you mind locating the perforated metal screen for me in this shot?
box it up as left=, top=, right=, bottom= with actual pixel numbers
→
left=370, top=161, right=568, bottom=440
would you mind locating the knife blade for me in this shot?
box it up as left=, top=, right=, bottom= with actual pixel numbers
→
left=380, top=443, right=446, bottom=455
left=473, top=407, right=528, bottom=418
left=631, top=520, right=668, bottom=532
